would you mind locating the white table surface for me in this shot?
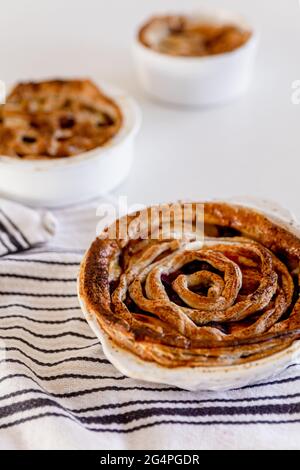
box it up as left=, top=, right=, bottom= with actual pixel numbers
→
left=0, top=0, right=299, bottom=216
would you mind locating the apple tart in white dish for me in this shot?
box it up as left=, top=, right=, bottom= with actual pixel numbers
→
left=133, top=7, right=258, bottom=107
left=78, top=200, right=300, bottom=391
left=0, top=79, right=141, bottom=207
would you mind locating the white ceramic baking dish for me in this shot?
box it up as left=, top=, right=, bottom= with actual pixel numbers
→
left=78, top=198, right=300, bottom=392
left=0, top=82, right=141, bottom=208
left=133, top=7, right=259, bottom=107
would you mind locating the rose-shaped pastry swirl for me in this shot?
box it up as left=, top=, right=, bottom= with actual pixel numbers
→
left=79, top=202, right=300, bottom=367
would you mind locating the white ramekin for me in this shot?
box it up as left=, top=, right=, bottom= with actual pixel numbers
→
left=133, top=7, right=258, bottom=107
left=78, top=198, right=300, bottom=392
left=0, top=82, right=141, bottom=208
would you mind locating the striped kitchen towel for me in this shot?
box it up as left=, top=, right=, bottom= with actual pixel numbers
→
left=0, top=198, right=56, bottom=257
left=0, top=198, right=299, bottom=450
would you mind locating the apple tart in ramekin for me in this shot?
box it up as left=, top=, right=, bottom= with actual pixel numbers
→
left=0, top=79, right=141, bottom=206
left=78, top=201, right=300, bottom=391
left=133, top=7, right=258, bottom=107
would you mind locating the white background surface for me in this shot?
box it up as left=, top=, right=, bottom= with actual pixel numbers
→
left=0, top=0, right=300, bottom=450
left=0, top=0, right=299, bottom=215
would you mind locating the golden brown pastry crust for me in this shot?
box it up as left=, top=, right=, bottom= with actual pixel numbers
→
left=138, top=15, right=252, bottom=57
left=79, top=202, right=300, bottom=368
left=0, top=79, right=122, bottom=159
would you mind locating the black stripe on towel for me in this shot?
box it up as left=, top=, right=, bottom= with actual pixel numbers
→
left=0, top=326, right=94, bottom=340
left=0, top=303, right=81, bottom=312
left=0, top=347, right=109, bottom=367
left=0, top=335, right=99, bottom=353
left=0, top=273, right=77, bottom=282
left=2, top=399, right=300, bottom=427
left=0, top=413, right=300, bottom=433
left=1, top=396, right=300, bottom=425
left=2, top=258, right=80, bottom=266
left=0, top=219, right=24, bottom=252
left=0, top=292, right=78, bottom=298
left=0, top=232, right=12, bottom=254
left=0, top=208, right=30, bottom=248
left=0, top=370, right=124, bottom=385
left=0, top=313, right=85, bottom=324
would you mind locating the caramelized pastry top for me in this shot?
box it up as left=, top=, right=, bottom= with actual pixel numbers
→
left=79, top=202, right=300, bottom=368
left=0, top=79, right=122, bottom=159
left=138, top=15, right=252, bottom=57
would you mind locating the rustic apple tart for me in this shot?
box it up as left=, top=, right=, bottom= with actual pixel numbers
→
left=138, top=15, right=252, bottom=57
left=0, top=79, right=122, bottom=159
left=79, top=202, right=300, bottom=368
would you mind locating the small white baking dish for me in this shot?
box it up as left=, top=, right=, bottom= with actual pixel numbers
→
left=133, top=7, right=258, bottom=107
left=78, top=198, right=300, bottom=392
left=0, top=82, right=141, bottom=208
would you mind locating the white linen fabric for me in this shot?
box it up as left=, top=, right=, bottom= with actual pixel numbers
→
left=0, top=198, right=299, bottom=450
left=0, top=198, right=56, bottom=257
